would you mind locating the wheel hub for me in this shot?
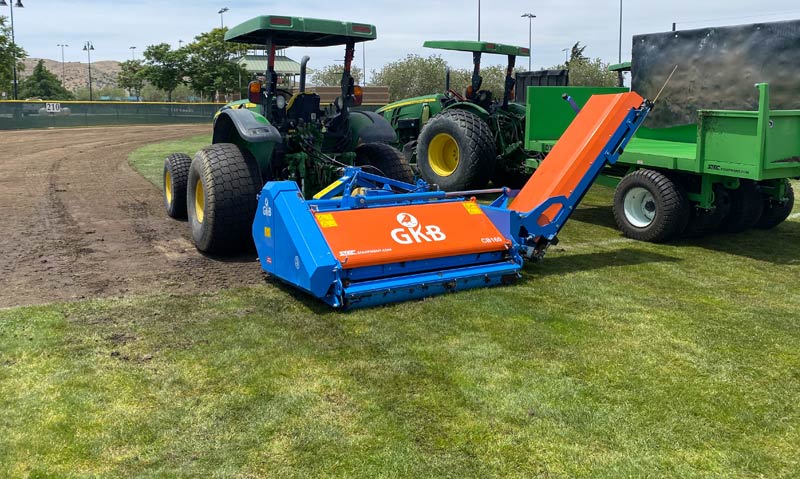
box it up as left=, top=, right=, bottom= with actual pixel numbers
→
left=195, top=180, right=205, bottom=224
left=623, top=187, right=657, bottom=228
left=428, top=133, right=460, bottom=177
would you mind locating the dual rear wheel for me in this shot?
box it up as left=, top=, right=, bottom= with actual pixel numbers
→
left=613, top=170, right=795, bottom=242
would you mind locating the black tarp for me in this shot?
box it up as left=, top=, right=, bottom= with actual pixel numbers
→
left=631, top=19, right=800, bottom=128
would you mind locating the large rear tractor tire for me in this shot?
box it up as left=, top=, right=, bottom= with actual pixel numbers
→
left=163, top=153, right=192, bottom=219
left=756, top=180, right=795, bottom=229
left=684, top=185, right=731, bottom=238
left=355, top=142, right=416, bottom=184
left=416, top=109, right=496, bottom=191
left=720, top=181, right=764, bottom=233
left=187, top=143, right=262, bottom=255
left=612, top=169, right=690, bottom=242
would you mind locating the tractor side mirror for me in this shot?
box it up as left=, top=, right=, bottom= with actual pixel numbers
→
left=248, top=81, right=262, bottom=105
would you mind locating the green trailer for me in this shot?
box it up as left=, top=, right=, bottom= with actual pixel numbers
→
left=524, top=83, right=799, bottom=241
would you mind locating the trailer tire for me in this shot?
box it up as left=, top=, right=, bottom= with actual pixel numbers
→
left=720, top=181, right=764, bottom=233
left=355, top=142, right=416, bottom=184
left=613, top=169, right=690, bottom=242
left=756, top=181, right=794, bottom=229
left=417, top=109, right=495, bottom=191
left=684, top=185, right=730, bottom=237
left=187, top=143, right=262, bottom=255
left=163, top=153, right=192, bottom=219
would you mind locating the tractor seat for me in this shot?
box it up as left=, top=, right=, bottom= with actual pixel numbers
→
left=287, top=92, right=322, bottom=123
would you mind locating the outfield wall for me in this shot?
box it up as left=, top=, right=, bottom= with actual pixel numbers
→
left=0, top=101, right=225, bottom=130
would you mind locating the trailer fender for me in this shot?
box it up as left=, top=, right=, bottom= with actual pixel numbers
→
left=213, top=108, right=282, bottom=144
left=349, top=110, right=398, bottom=145
left=442, top=102, right=491, bottom=121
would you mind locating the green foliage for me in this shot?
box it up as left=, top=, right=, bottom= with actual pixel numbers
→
left=73, top=85, right=128, bottom=101
left=142, top=43, right=187, bottom=101
left=372, top=54, right=449, bottom=101
left=372, top=54, right=522, bottom=102
left=117, top=60, right=145, bottom=99
left=18, top=60, right=72, bottom=100
left=309, top=63, right=362, bottom=87
left=183, top=28, right=248, bottom=101
left=547, top=42, right=619, bottom=87
left=0, top=15, right=26, bottom=98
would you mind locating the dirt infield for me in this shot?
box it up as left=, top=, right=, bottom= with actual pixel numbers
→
left=0, top=125, right=263, bottom=309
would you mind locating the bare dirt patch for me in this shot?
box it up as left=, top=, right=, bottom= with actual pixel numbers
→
left=0, top=125, right=262, bottom=308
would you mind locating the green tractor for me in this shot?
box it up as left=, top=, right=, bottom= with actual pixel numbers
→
left=163, top=16, right=413, bottom=254
left=378, top=40, right=531, bottom=191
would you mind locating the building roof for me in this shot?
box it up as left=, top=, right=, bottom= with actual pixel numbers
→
left=237, top=55, right=302, bottom=75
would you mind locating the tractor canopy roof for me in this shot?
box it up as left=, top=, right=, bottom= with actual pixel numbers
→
left=423, top=40, right=529, bottom=57
left=225, top=16, right=377, bottom=47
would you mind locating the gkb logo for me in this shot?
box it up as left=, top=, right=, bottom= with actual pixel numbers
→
left=391, top=213, right=447, bottom=245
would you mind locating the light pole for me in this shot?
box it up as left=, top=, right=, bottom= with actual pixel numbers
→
left=562, top=48, right=569, bottom=63
left=129, top=46, right=136, bottom=60
left=57, top=43, right=69, bottom=83
left=178, top=39, right=184, bottom=48
left=83, top=41, right=94, bottom=101
left=1, top=0, right=24, bottom=100
left=218, top=7, right=229, bottom=29
left=618, top=0, right=623, bottom=63
left=521, top=13, right=536, bottom=71
left=362, top=42, right=366, bottom=85
left=477, top=0, right=480, bottom=41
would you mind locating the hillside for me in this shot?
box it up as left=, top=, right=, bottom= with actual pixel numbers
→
left=19, top=58, right=121, bottom=92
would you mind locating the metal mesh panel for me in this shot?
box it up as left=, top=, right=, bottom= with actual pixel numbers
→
left=0, top=101, right=225, bottom=130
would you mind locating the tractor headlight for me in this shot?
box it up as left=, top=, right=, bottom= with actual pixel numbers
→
left=276, top=95, right=287, bottom=110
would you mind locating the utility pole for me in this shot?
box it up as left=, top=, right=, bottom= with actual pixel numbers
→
left=218, top=7, right=229, bottom=29
left=83, top=41, right=94, bottom=101
left=57, top=43, right=69, bottom=83
left=129, top=46, right=136, bottom=60
left=1, top=0, right=24, bottom=100
left=521, top=13, right=536, bottom=71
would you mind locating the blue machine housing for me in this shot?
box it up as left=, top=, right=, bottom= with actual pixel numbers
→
left=253, top=100, right=652, bottom=309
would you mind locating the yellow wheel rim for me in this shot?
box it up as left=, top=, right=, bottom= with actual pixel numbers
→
left=164, top=170, right=173, bottom=205
left=194, top=180, right=205, bottom=224
left=428, top=133, right=460, bottom=177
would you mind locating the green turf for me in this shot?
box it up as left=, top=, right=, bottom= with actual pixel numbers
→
left=127, top=134, right=210, bottom=188
left=5, top=143, right=798, bottom=477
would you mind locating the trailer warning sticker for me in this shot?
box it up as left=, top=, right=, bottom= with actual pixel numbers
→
left=316, top=213, right=338, bottom=228
left=462, top=202, right=483, bottom=215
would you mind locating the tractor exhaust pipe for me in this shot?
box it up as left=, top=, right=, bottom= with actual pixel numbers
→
left=299, top=56, right=310, bottom=93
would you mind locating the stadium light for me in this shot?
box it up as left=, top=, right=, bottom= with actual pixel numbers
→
left=521, top=13, right=536, bottom=71
left=218, top=7, right=229, bottom=29
left=83, top=41, right=95, bottom=101
left=1, top=0, right=23, bottom=99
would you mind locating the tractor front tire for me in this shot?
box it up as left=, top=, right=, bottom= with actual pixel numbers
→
left=355, top=142, right=416, bottom=184
left=187, top=143, right=262, bottom=255
left=417, top=109, right=495, bottom=191
left=612, top=169, right=690, bottom=242
left=756, top=180, right=795, bottom=229
left=164, top=153, right=192, bottom=219
left=720, top=181, right=764, bottom=233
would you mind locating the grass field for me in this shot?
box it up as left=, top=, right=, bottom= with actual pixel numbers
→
left=0, top=137, right=798, bottom=477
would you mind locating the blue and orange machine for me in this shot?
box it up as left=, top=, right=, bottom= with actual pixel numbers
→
left=253, top=92, right=651, bottom=308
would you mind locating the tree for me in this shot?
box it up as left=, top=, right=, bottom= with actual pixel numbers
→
left=18, top=60, right=72, bottom=100
left=371, top=55, right=450, bottom=101
left=73, top=85, right=127, bottom=101
left=548, top=42, right=618, bottom=87
left=0, top=16, right=26, bottom=98
left=309, top=63, right=362, bottom=87
left=142, top=43, right=187, bottom=101
left=567, top=58, right=618, bottom=87
left=117, top=60, right=145, bottom=99
left=183, top=28, right=249, bottom=102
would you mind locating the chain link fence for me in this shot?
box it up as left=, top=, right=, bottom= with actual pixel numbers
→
left=0, top=101, right=225, bottom=130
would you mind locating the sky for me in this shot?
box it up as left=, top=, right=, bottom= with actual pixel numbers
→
left=7, top=0, right=800, bottom=81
